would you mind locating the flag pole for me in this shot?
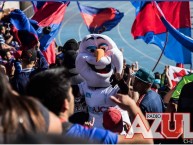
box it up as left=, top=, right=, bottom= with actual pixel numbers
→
left=1, top=1, right=5, bottom=10
left=151, top=1, right=168, bottom=72
left=152, top=31, right=169, bottom=72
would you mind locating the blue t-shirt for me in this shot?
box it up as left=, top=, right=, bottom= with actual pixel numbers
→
left=139, top=90, right=164, bottom=115
left=66, top=124, right=118, bottom=144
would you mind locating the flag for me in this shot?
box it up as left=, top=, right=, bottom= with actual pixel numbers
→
left=156, top=8, right=193, bottom=53
left=41, top=40, right=56, bottom=64
left=9, top=9, right=38, bottom=49
left=31, top=1, right=69, bottom=64
left=170, top=72, right=193, bottom=101
left=32, top=1, right=70, bottom=51
left=77, top=2, right=124, bottom=34
left=31, top=1, right=46, bottom=12
left=168, top=65, right=191, bottom=88
left=131, top=2, right=192, bottom=64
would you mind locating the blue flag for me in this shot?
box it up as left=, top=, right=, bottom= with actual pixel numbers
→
left=9, top=9, right=38, bottom=50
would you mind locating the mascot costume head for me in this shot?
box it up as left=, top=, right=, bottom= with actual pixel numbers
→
left=76, top=34, right=123, bottom=87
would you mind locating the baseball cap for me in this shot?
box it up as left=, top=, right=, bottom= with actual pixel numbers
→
left=103, top=107, right=123, bottom=133
left=135, top=68, right=155, bottom=84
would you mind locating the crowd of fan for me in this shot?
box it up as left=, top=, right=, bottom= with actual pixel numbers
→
left=0, top=10, right=192, bottom=144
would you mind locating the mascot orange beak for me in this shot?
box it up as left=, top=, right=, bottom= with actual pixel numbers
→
left=95, top=48, right=105, bottom=62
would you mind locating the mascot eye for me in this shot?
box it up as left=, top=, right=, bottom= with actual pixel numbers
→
left=98, top=43, right=108, bottom=51
left=86, top=46, right=97, bottom=53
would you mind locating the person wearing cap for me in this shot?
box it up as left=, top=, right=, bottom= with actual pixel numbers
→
left=133, top=68, right=164, bottom=144
left=103, top=107, right=130, bottom=135
left=26, top=67, right=153, bottom=144
left=133, top=68, right=164, bottom=115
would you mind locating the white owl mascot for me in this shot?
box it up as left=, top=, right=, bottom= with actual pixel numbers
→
left=76, top=34, right=130, bottom=129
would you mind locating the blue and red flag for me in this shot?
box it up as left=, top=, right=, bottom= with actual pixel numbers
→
left=153, top=1, right=193, bottom=53
left=77, top=2, right=124, bottom=34
left=31, top=1, right=46, bottom=13
left=9, top=9, right=38, bottom=50
left=32, top=1, right=70, bottom=51
left=131, top=2, right=192, bottom=64
left=31, top=1, right=70, bottom=64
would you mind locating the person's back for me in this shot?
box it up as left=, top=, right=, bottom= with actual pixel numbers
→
left=11, top=68, right=34, bottom=94
left=10, top=49, right=36, bottom=94
left=11, top=47, right=48, bottom=95
left=140, top=90, right=164, bottom=114
left=132, top=68, right=164, bottom=114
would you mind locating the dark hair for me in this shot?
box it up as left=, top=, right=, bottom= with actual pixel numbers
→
left=58, top=46, right=63, bottom=52
left=2, top=96, right=46, bottom=134
left=62, top=39, right=79, bottom=52
left=0, top=25, right=4, bottom=31
left=26, top=67, right=71, bottom=115
left=0, top=49, right=9, bottom=59
left=21, top=49, right=37, bottom=64
left=125, top=64, right=131, bottom=72
left=154, top=72, right=161, bottom=79
left=43, top=26, right=51, bottom=35
left=151, top=83, right=160, bottom=90
left=0, top=73, right=46, bottom=143
left=63, top=50, right=77, bottom=69
left=0, top=72, right=13, bottom=102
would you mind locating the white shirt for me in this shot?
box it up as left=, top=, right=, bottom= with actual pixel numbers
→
left=78, top=81, right=131, bottom=129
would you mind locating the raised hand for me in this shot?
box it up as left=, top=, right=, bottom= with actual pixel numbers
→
left=110, top=93, right=135, bottom=111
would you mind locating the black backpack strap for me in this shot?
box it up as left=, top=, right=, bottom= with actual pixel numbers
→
left=62, top=122, right=73, bottom=134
